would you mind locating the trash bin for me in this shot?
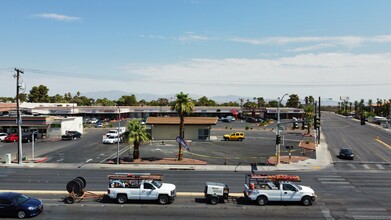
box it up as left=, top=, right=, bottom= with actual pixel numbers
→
left=5, top=153, right=11, bottom=164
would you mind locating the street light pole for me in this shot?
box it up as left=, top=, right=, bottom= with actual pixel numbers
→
left=31, top=131, right=37, bottom=161
left=116, top=105, right=120, bottom=165
left=276, top=93, right=288, bottom=165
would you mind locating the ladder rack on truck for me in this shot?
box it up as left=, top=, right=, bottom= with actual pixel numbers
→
left=245, top=174, right=301, bottom=187
left=108, top=173, right=164, bottom=188
left=108, top=173, right=163, bottom=181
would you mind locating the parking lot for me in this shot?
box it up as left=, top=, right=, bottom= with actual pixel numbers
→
left=0, top=120, right=314, bottom=165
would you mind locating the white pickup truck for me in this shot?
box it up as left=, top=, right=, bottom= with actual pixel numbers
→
left=106, top=173, right=176, bottom=205
left=243, top=174, right=316, bottom=206
left=102, top=136, right=121, bottom=144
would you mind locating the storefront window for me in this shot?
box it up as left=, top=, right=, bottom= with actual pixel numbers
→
left=198, top=129, right=209, bottom=140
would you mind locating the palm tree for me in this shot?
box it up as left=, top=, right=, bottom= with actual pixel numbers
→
left=171, top=92, right=194, bottom=161
left=127, top=119, right=150, bottom=160
left=368, top=99, right=373, bottom=112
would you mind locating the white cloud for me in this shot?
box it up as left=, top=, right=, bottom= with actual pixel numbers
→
left=121, top=53, right=391, bottom=86
left=139, top=32, right=210, bottom=43
left=286, top=43, right=334, bottom=52
left=35, top=13, right=81, bottom=22
left=231, top=35, right=391, bottom=50
left=177, top=32, right=210, bottom=42
left=3, top=53, right=389, bottom=101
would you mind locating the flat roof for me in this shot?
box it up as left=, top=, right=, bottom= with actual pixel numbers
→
left=146, top=117, right=218, bottom=125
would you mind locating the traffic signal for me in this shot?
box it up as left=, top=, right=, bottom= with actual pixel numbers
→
left=360, top=117, right=366, bottom=125
left=316, top=118, right=320, bottom=128
left=276, top=135, right=281, bottom=145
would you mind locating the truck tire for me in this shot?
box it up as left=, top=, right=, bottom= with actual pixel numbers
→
left=65, top=196, right=75, bottom=204
left=301, top=196, right=312, bottom=206
left=210, top=196, right=219, bottom=205
left=256, top=196, right=268, bottom=206
left=117, top=194, right=127, bottom=204
left=158, top=195, right=169, bottom=205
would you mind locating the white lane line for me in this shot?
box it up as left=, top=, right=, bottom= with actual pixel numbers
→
left=348, top=164, right=357, bottom=169
left=353, top=216, right=391, bottom=220
left=318, top=178, right=346, bottom=181
left=317, top=202, right=334, bottom=220
left=348, top=208, right=387, bottom=212
left=362, top=164, right=370, bottom=169
left=321, top=182, right=351, bottom=184
left=375, top=164, right=385, bottom=170
left=318, top=176, right=342, bottom=178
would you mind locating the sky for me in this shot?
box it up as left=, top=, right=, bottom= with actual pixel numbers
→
left=1, top=0, right=391, bottom=103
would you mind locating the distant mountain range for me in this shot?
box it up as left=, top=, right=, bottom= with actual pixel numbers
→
left=82, top=90, right=338, bottom=106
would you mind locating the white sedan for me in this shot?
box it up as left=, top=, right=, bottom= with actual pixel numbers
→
left=0, top=133, right=8, bottom=142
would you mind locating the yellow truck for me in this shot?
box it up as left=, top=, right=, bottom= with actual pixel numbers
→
left=223, top=132, right=244, bottom=141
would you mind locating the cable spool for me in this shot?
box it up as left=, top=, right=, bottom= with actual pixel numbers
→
left=66, top=177, right=87, bottom=196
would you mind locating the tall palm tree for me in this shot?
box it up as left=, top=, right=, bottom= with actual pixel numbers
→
left=127, top=119, right=150, bottom=160
left=368, top=99, right=373, bottom=112
left=171, top=92, right=194, bottom=161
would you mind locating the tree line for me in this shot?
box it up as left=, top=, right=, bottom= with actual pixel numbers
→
left=0, top=84, right=389, bottom=118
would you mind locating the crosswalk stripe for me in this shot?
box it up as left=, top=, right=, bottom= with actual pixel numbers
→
left=318, top=178, right=346, bottom=181
left=348, top=164, right=357, bottom=169
left=362, top=164, right=370, bottom=169
left=375, top=164, right=385, bottom=169
left=321, top=182, right=350, bottom=184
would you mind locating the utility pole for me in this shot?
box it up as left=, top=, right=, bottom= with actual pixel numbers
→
left=14, top=68, right=24, bottom=164
left=318, top=96, right=321, bottom=144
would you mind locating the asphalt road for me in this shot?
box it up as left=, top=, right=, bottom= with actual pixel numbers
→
left=1, top=168, right=391, bottom=219
left=321, top=112, right=391, bottom=171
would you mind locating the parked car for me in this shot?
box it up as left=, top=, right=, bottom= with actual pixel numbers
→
left=0, top=192, right=43, bottom=219
left=21, top=133, right=38, bottom=143
left=0, top=133, right=8, bottom=142
left=61, top=131, right=82, bottom=140
left=95, top=121, right=103, bottom=128
left=246, top=117, right=257, bottom=123
left=4, top=134, right=18, bottom=142
left=338, top=148, right=354, bottom=160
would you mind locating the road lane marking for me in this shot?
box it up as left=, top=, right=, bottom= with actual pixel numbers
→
left=318, top=202, right=334, bottom=220
left=375, top=137, right=391, bottom=150
left=353, top=216, right=391, bottom=220
left=362, top=164, right=370, bottom=169
left=348, top=164, right=357, bottom=169
left=375, top=164, right=385, bottom=170
left=318, top=178, right=346, bottom=181
left=348, top=208, right=387, bottom=211
left=321, top=182, right=351, bottom=184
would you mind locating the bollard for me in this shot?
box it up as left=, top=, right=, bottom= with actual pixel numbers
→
left=5, top=153, right=11, bottom=164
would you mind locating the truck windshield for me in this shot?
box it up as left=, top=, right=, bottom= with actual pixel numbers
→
left=290, top=183, right=302, bottom=190
left=151, top=180, right=162, bottom=188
